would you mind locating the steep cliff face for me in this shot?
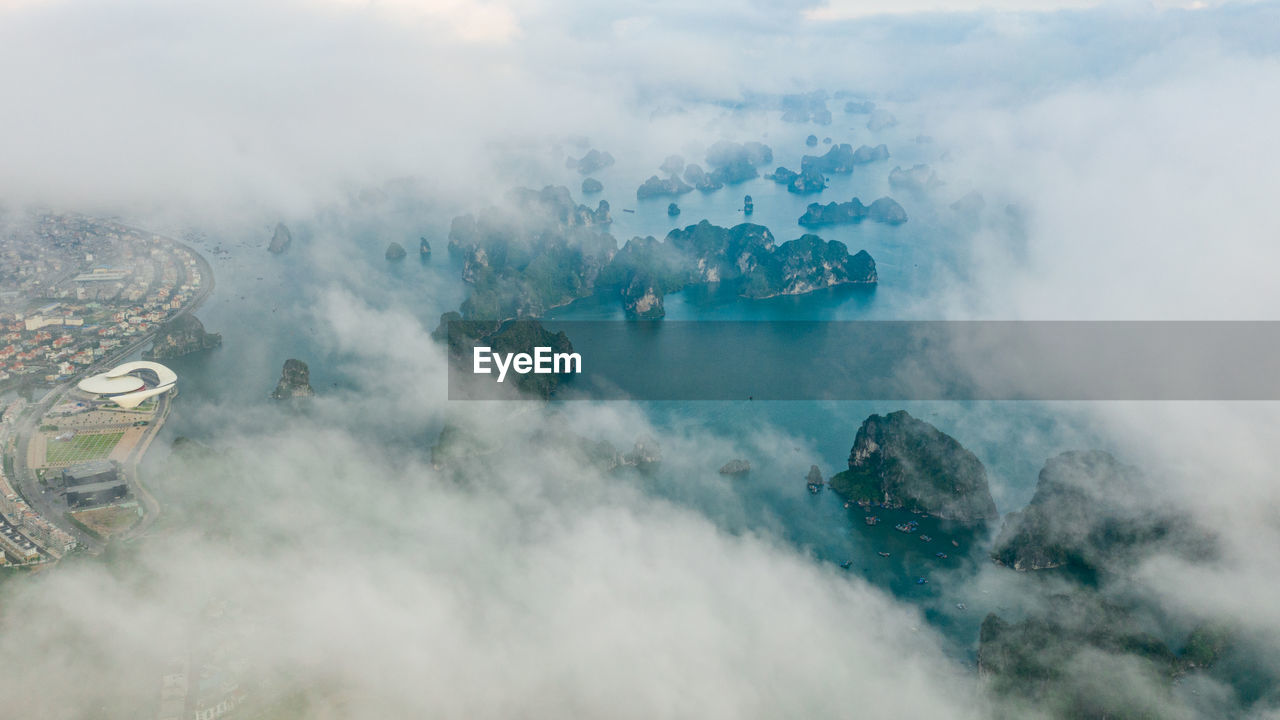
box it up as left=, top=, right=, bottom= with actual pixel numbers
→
left=146, top=314, right=222, bottom=360
left=268, top=222, right=292, bottom=253
left=740, top=235, right=876, bottom=298
left=828, top=410, right=997, bottom=525
left=385, top=242, right=407, bottom=261
left=990, top=450, right=1213, bottom=575
left=622, top=274, right=665, bottom=319
left=271, top=358, right=314, bottom=400
left=447, top=185, right=618, bottom=321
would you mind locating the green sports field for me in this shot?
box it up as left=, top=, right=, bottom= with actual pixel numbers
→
left=45, top=431, right=124, bottom=465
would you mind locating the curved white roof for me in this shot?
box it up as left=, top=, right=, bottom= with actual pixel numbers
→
left=110, top=383, right=174, bottom=409
left=78, top=374, right=145, bottom=395
left=78, top=360, right=177, bottom=408
left=106, top=361, right=178, bottom=386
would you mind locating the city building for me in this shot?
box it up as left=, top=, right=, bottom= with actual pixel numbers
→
left=77, top=360, right=177, bottom=409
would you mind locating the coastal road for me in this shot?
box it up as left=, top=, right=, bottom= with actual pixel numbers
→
left=6, top=226, right=215, bottom=556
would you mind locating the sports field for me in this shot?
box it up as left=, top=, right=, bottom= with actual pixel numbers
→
left=45, top=431, right=125, bottom=465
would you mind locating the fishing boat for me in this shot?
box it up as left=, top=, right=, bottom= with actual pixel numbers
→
left=919, top=535, right=932, bottom=542
left=877, top=551, right=891, bottom=558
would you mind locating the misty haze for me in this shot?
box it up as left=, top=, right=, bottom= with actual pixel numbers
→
left=1, top=1, right=1279, bottom=718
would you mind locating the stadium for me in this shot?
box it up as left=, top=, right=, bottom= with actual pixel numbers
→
left=76, top=360, right=177, bottom=409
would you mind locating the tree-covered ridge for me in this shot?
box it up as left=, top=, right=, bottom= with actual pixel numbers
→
left=828, top=410, right=998, bottom=525
left=447, top=185, right=616, bottom=320
left=604, top=220, right=876, bottom=317
left=991, top=450, right=1215, bottom=578
left=444, top=187, right=877, bottom=323
left=978, top=451, right=1230, bottom=716
left=978, top=594, right=1232, bottom=718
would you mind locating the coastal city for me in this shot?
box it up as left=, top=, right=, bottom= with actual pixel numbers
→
left=0, top=212, right=212, bottom=565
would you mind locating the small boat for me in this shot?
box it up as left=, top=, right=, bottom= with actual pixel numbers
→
left=877, top=551, right=890, bottom=558
left=622, top=208, right=635, bottom=213
left=935, top=552, right=948, bottom=559
left=864, top=515, right=879, bottom=526
left=956, top=603, right=967, bottom=611
left=916, top=577, right=929, bottom=585
left=840, top=560, right=853, bottom=570
left=951, top=540, right=960, bottom=547
left=919, top=535, right=932, bottom=542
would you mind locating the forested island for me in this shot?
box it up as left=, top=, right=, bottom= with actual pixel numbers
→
left=828, top=410, right=998, bottom=525
left=145, top=314, right=222, bottom=360
left=443, top=185, right=876, bottom=324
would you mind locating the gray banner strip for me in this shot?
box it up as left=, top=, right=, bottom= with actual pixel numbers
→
left=448, top=321, right=1280, bottom=401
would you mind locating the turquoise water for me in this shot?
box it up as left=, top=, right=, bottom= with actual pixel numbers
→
left=152, top=126, right=1097, bottom=656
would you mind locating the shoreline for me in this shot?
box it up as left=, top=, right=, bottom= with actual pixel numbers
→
left=1, top=219, right=215, bottom=560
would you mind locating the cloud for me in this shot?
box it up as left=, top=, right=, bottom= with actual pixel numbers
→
left=0, top=297, right=990, bottom=718
left=2, top=0, right=1280, bottom=715
left=804, top=0, right=1235, bottom=21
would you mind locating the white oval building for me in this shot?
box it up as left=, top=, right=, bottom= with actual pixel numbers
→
left=77, top=361, right=177, bottom=409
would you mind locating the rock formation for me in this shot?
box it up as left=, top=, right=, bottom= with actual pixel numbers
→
left=851, top=143, right=890, bottom=164
left=271, top=358, right=314, bottom=400
left=767, top=166, right=826, bottom=194
left=889, top=164, right=942, bottom=193
left=573, top=149, right=614, bottom=175
left=637, top=175, right=692, bottom=199
left=828, top=410, right=998, bottom=524
left=991, top=451, right=1214, bottom=576
left=145, top=314, right=222, bottom=360
left=268, top=222, right=292, bottom=253
left=385, top=242, right=407, bottom=261
left=798, top=196, right=907, bottom=227
left=682, top=164, right=722, bottom=192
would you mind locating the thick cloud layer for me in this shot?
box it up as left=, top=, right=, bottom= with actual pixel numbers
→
left=2, top=0, right=1279, bottom=717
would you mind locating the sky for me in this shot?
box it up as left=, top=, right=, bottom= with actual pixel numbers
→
left=1, top=0, right=1279, bottom=717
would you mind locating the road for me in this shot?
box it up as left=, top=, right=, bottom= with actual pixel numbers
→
left=4, top=227, right=215, bottom=556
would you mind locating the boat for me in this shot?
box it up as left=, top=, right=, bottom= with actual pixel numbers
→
left=951, top=540, right=960, bottom=547
left=956, top=603, right=967, bottom=611
left=877, top=551, right=890, bottom=558
left=840, top=560, right=853, bottom=569
left=916, top=577, right=929, bottom=585
left=622, top=208, right=635, bottom=213
left=920, top=535, right=932, bottom=542
left=864, top=515, right=879, bottom=526
left=935, top=552, right=948, bottom=559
